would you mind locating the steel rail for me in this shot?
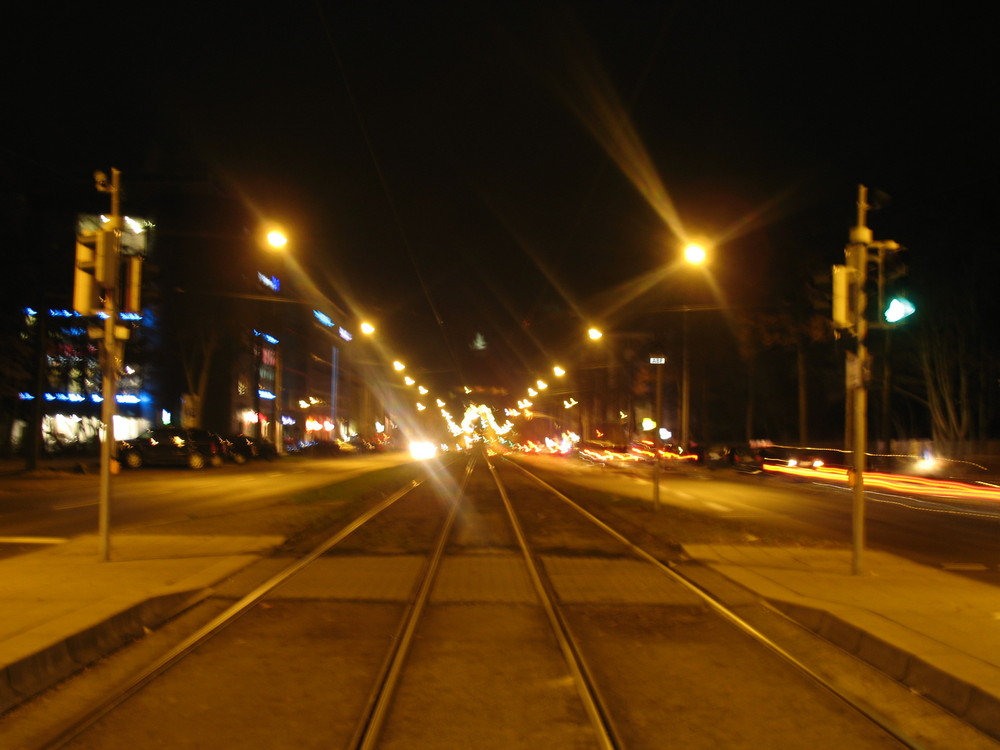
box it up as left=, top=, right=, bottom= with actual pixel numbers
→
left=504, top=457, right=928, bottom=750
left=486, top=458, right=623, bottom=750
left=34, top=476, right=428, bottom=750
left=349, top=459, right=475, bottom=750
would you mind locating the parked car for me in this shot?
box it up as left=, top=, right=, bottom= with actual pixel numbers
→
left=347, top=436, right=378, bottom=452
left=225, top=434, right=278, bottom=463
left=118, top=428, right=229, bottom=470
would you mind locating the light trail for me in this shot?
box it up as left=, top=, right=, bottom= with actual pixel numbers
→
left=763, top=463, right=1000, bottom=502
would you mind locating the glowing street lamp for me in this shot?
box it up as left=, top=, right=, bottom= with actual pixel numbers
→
left=360, top=321, right=376, bottom=335
left=683, top=242, right=707, bottom=265
left=393, top=360, right=406, bottom=372
left=588, top=327, right=603, bottom=341
left=265, top=229, right=289, bottom=251
left=553, top=365, right=566, bottom=377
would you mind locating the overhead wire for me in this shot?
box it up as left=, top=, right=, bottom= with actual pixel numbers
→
left=311, top=1, right=466, bottom=385
left=524, top=3, right=679, bottom=330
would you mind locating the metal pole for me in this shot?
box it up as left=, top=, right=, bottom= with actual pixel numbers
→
left=98, top=297, right=117, bottom=561
left=255, top=342, right=263, bottom=439
left=851, top=345, right=867, bottom=575
left=98, top=168, right=122, bottom=562
left=274, top=344, right=283, bottom=454
left=849, top=184, right=872, bottom=576
left=27, top=310, right=47, bottom=471
left=681, top=310, right=690, bottom=448
left=652, top=360, right=663, bottom=510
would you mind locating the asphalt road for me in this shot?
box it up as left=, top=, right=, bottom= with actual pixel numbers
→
left=515, top=456, right=1000, bottom=587
left=3, top=452, right=999, bottom=587
left=0, top=453, right=421, bottom=552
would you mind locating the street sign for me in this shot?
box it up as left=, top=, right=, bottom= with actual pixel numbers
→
left=649, top=356, right=666, bottom=365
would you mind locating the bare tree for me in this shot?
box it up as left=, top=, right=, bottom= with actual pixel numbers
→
left=732, top=307, right=829, bottom=444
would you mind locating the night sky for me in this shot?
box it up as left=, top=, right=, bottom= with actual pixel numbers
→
left=5, top=2, right=996, bottom=400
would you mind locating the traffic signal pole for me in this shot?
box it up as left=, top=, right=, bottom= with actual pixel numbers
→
left=834, top=185, right=902, bottom=575
left=847, top=186, right=872, bottom=576
left=71, top=168, right=143, bottom=560
left=98, top=261, right=118, bottom=561
left=97, top=169, right=122, bottom=562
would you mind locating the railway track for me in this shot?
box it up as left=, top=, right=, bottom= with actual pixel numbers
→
left=26, top=454, right=936, bottom=749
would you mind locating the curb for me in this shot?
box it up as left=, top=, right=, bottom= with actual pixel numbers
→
left=771, top=600, right=1000, bottom=742
left=0, top=588, right=209, bottom=716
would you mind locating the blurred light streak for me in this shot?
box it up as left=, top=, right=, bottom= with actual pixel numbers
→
left=763, top=463, right=1000, bottom=502
left=409, top=441, right=437, bottom=460
left=554, top=28, right=687, bottom=243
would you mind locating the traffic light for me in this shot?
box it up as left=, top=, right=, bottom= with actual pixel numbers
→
left=884, top=296, right=915, bottom=323
left=72, top=229, right=119, bottom=316
left=831, top=264, right=853, bottom=330
left=73, top=233, right=100, bottom=316
left=879, top=245, right=915, bottom=324
left=123, top=254, right=143, bottom=314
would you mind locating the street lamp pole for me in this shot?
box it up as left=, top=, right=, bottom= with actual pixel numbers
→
left=681, top=310, right=690, bottom=449
left=650, top=355, right=665, bottom=510
left=679, top=243, right=707, bottom=450
left=274, top=344, right=283, bottom=454
left=264, top=229, right=289, bottom=454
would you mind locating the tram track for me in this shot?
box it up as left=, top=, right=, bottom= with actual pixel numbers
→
left=22, top=453, right=951, bottom=749
left=33, top=474, right=433, bottom=750
left=501, top=457, right=925, bottom=750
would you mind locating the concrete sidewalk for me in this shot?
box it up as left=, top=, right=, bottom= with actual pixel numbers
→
left=684, top=544, right=1000, bottom=742
left=0, top=533, right=282, bottom=715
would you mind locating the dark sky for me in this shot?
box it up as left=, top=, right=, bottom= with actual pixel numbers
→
left=5, top=2, right=996, bottom=395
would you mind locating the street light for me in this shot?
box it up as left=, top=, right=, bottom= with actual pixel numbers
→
left=678, top=239, right=711, bottom=448
left=683, top=242, right=707, bottom=265
left=259, top=227, right=291, bottom=453
left=265, top=229, right=288, bottom=251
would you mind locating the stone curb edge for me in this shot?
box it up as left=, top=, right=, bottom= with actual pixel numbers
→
left=0, top=588, right=208, bottom=716
left=772, top=599, right=1000, bottom=742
